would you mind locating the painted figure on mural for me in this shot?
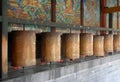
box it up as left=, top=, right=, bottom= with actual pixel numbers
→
left=64, top=0, right=74, bottom=14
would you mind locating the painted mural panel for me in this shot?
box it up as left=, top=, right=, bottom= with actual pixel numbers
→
left=106, top=0, right=117, bottom=7
left=8, top=0, right=51, bottom=22
left=106, top=0, right=117, bottom=29
left=84, top=0, right=100, bottom=27
left=56, top=0, right=80, bottom=24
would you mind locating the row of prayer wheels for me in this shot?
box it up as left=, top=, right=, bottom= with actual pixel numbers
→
left=10, top=31, right=120, bottom=67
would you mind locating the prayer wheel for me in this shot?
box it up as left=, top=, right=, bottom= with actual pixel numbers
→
left=104, top=34, right=113, bottom=53
left=113, top=34, right=120, bottom=52
left=93, top=35, right=104, bottom=56
left=61, top=33, right=80, bottom=60
left=12, top=31, right=36, bottom=67
left=80, top=33, right=93, bottom=57
left=40, top=32, right=61, bottom=62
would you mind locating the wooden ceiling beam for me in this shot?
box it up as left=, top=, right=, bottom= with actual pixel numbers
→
left=104, top=6, right=120, bottom=13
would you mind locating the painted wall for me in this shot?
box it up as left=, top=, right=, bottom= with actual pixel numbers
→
left=8, top=0, right=51, bottom=31
left=84, top=0, right=100, bottom=27
left=56, top=0, right=80, bottom=24
left=56, top=0, right=100, bottom=27
left=8, top=0, right=119, bottom=30
left=8, top=0, right=51, bottom=21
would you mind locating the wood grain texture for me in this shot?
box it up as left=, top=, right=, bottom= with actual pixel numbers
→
left=104, top=34, right=113, bottom=53
left=61, top=33, right=80, bottom=59
left=113, top=35, right=120, bottom=52
left=80, top=33, right=93, bottom=57
left=2, top=34, right=8, bottom=73
left=40, top=32, right=61, bottom=62
left=12, top=31, right=36, bottom=67
left=104, top=6, right=120, bottom=13
left=93, top=35, right=104, bottom=56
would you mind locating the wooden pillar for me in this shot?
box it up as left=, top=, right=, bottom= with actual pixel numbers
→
left=100, top=0, right=106, bottom=34
left=80, top=0, right=84, bottom=25
left=51, top=0, right=56, bottom=32
left=80, top=0, right=85, bottom=33
left=0, top=0, right=8, bottom=79
left=117, top=0, right=119, bottom=29
left=109, top=13, right=113, bottom=34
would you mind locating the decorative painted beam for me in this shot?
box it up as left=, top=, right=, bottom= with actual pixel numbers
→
left=104, top=6, right=120, bottom=13
left=8, top=18, right=120, bottom=32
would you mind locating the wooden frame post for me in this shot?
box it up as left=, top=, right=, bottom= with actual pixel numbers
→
left=109, top=13, right=113, bottom=34
left=80, top=0, right=84, bottom=33
left=51, top=0, right=56, bottom=32
left=80, top=0, right=84, bottom=25
left=0, top=0, right=8, bottom=79
left=100, top=0, right=106, bottom=34
left=117, top=0, right=119, bottom=29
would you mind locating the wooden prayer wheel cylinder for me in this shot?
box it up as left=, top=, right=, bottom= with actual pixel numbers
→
left=80, top=33, right=93, bottom=57
left=93, top=35, right=104, bottom=56
left=113, top=35, right=120, bottom=52
left=12, top=31, right=36, bottom=67
left=40, top=32, right=61, bottom=62
left=104, top=34, right=113, bottom=53
left=61, top=33, right=80, bottom=60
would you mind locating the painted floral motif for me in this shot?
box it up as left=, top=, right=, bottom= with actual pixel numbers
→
left=8, top=0, right=51, bottom=22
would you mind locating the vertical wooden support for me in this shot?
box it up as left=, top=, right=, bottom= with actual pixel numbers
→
left=100, top=0, right=106, bottom=34
left=51, top=0, right=56, bottom=32
left=23, top=24, right=25, bottom=31
left=109, top=13, right=113, bottom=34
left=80, top=0, right=84, bottom=25
left=117, top=0, right=119, bottom=29
left=80, top=0, right=84, bottom=33
left=0, top=0, right=8, bottom=79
